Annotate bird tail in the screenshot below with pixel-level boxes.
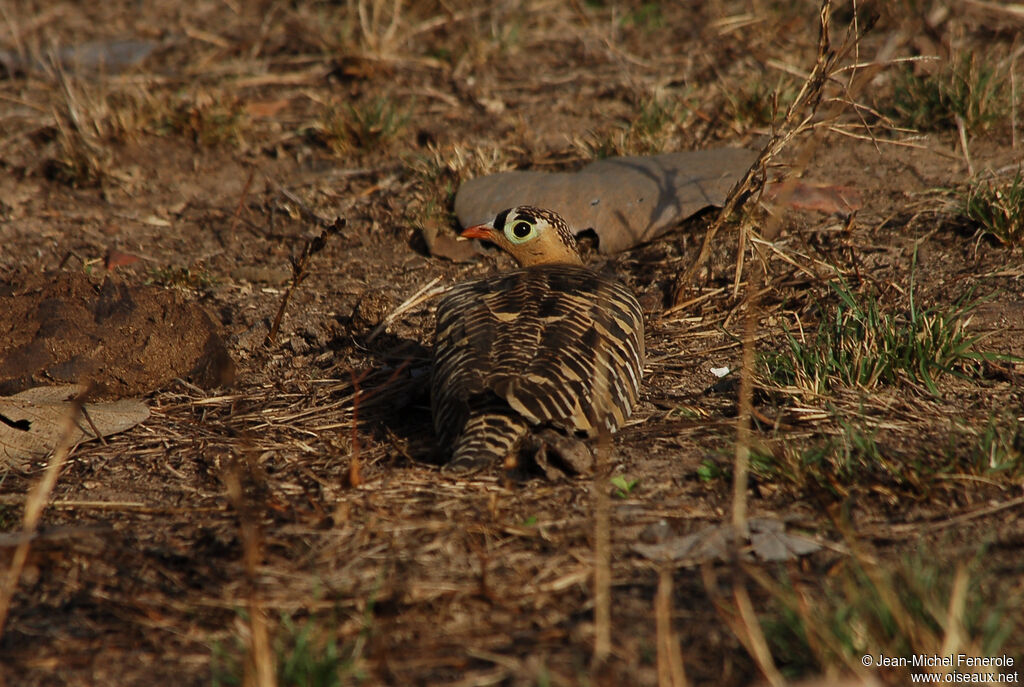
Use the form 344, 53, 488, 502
447, 407, 530, 472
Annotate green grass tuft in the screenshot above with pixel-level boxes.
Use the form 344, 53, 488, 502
316, 98, 408, 154
750, 413, 900, 496
963, 170, 1024, 247
724, 76, 799, 130
762, 550, 1018, 681
160, 96, 250, 147
578, 93, 692, 157
891, 52, 1011, 134
212, 611, 366, 687
952, 411, 1024, 477
761, 276, 998, 397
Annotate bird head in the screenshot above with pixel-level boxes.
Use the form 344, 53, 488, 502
460, 206, 583, 267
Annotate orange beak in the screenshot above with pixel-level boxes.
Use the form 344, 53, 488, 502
459, 223, 496, 241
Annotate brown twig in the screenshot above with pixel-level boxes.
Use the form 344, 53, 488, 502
265, 216, 346, 347
729, 1, 898, 540
229, 167, 256, 236
671, 1, 883, 303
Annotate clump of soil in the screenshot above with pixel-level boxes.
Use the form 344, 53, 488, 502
0, 271, 234, 396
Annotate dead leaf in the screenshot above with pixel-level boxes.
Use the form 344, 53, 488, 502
104, 249, 143, 270
632, 530, 719, 563
631, 517, 822, 564
748, 517, 822, 561
244, 99, 291, 119
419, 217, 478, 262
0, 385, 149, 469
765, 180, 863, 214
454, 148, 758, 254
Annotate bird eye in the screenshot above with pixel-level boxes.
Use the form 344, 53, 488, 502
506, 220, 535, 244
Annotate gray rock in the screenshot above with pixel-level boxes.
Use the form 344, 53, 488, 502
454, 148, 757, 254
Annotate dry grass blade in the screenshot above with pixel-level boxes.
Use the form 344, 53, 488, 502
0, 394, 84, 635
700, 563, 785, 687
656, 566, 688, 687
875, 495, 1024, 537
347, 368, 365, 487
732, 281, 759, 536
939, 565, 969, 660
1013, 56, 1019, 149
365, 276, 446, 344
592, 431, 612, 662
956, 114, 975, 176
246, 605, 275, 687
733, 584, 785, 687
222, 459, 276, 687
963, 0, 1024, 19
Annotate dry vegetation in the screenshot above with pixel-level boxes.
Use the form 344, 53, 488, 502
1, 1, 1023, 686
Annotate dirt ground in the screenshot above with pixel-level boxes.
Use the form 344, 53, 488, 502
1, 2, 1023, 686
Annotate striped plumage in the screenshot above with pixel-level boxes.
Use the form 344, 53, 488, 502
431, 206, 644, 471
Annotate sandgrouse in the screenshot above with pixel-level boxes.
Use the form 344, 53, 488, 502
431, 206, 645, 471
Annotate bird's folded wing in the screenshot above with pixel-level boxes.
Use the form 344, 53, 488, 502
432, 265, 643, 443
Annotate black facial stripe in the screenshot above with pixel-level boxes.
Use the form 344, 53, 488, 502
492, 208, 511, 230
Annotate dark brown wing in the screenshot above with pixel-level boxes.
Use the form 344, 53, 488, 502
431, 264, 644, 466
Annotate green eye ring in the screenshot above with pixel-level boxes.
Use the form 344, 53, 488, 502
506, 219, 536, 244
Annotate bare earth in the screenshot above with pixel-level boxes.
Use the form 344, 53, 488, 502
1, 2, 1022, 686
